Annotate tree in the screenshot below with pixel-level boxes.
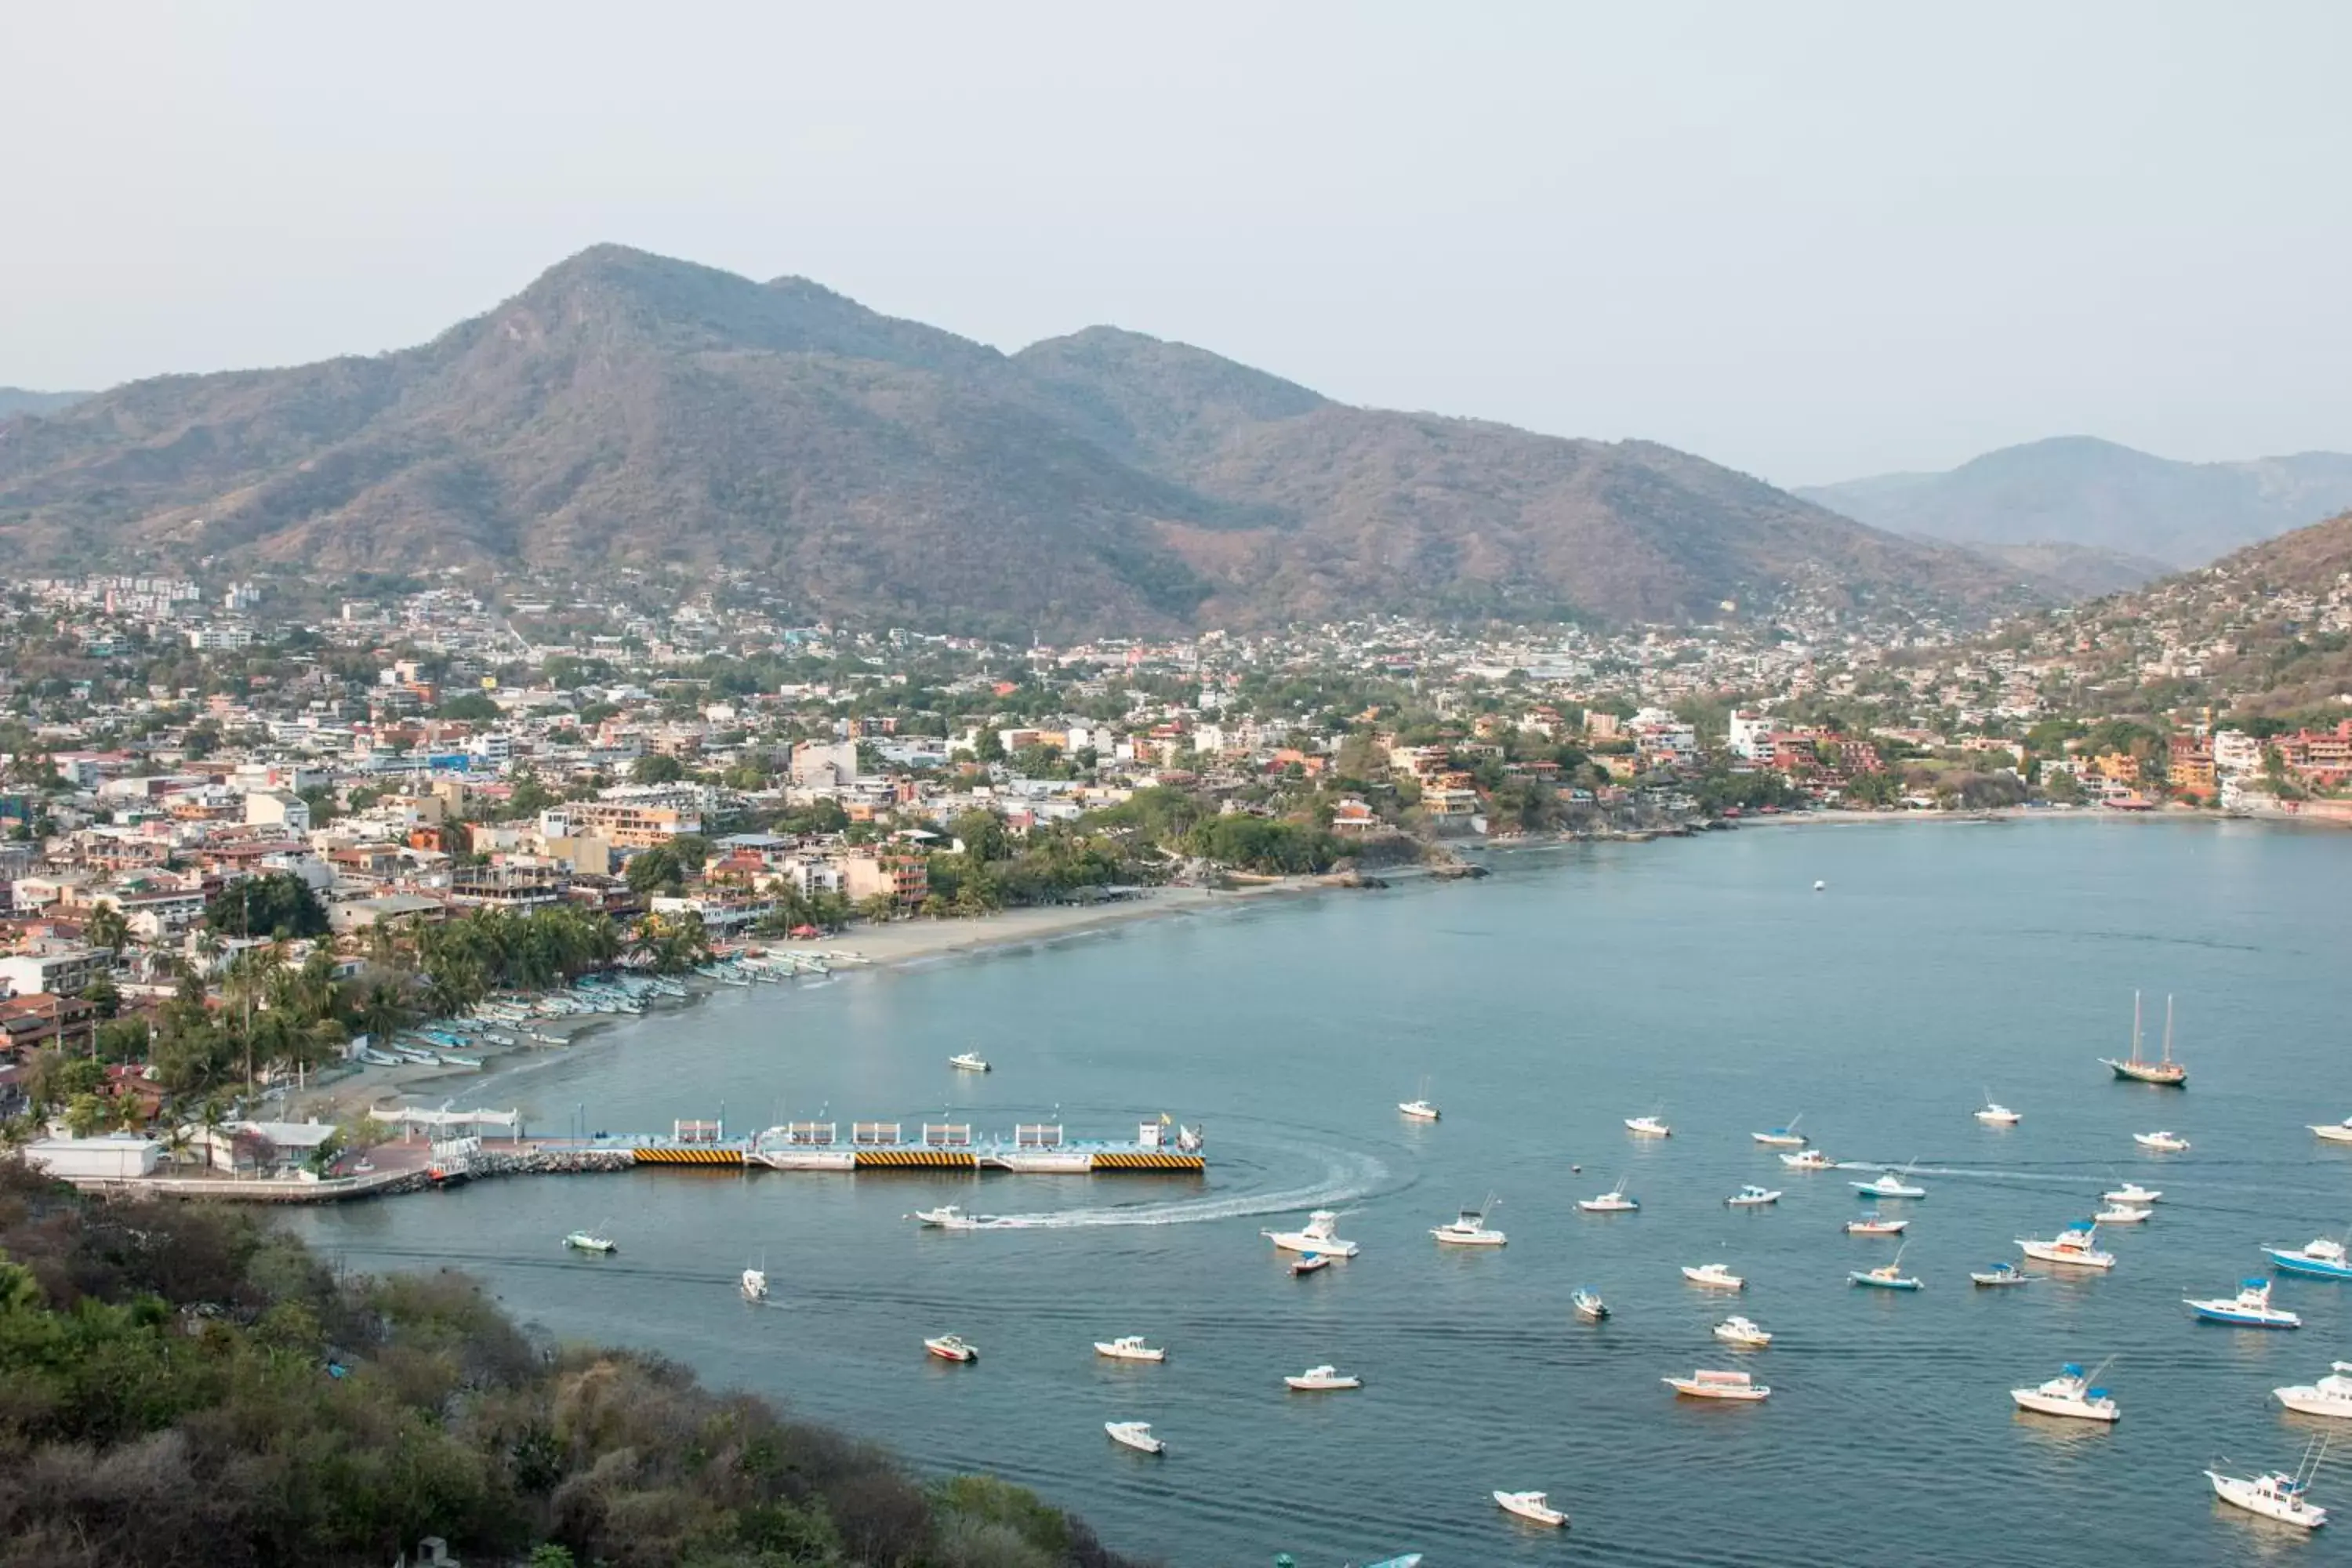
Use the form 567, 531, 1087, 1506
95, 1016, 152, 1062
436, 691, 501, 722
205, 873, 328, 940
623, 845, 684, 895
80, 971, 122, 1020
83, 903, 131, 958
630, 753, 685, 785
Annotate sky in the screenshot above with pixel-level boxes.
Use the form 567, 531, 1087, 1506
3, 2, 2348, 486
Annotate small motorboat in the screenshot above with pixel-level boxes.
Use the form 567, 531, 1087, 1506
924, 1334, 979, 1363
2133, 1130, 2190, 1152
2207, 1444, 2329, 1530
2310, 1119, 2352, 1145
1094, 1336, 1167, 1363
949, 1051, 992, 1073
1432, 1195, 1507, 1246
2018, 1221, 2116, 1270
1851, 1244, 1925, 1291
1493, 1490, 1568, 1528
1725, 1185, 1782, 1208
1577, 1180, 1639, 1214
2010, 1361, 2118, 1423
1682, 1261, 1745, 1290
1850, 1169, 1926, 1200
1571, 1288, 1610, 1321
2102, 1181, 2162, 1205
2095, 1203, 2153, 1225
2275, 1363, 2352, 1419
1846, 1213, 1909, 1236
1624, 1114, 1671, 1138
1284, 1364, 1362, 1391
1975, 1096, 2022, 1126
2187, 1277, 2302, 1329
1714, 1315, 1773, 1348
1751, 1116, 1806, 1148
1972, 1262, 2035, 1287
563, 1229, 616, 1254
911, 1205, 1011, 1231
1397, 1098, 1440, 1122
1780, 1148, 1837, 1171
1262, 1210, 1359, 1258
1664, 1368, 1769, 1401
1104, 1421, 1164, 1455
2264, 1237, 2352, 1281
1290, 1251, 1331, 1276
740, 1267, 768, 1301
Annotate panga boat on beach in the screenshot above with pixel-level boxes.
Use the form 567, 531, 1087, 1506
2018, 1220, 2115, 1270
1624, 1114, 1671, 1138
2010, 1362, 2118, 1422
949, 1051, 991, 1073
1572, 1288, 1610, 1321
2102, 1181, 2162, 1205
2095, 1204, 2153, 1225
2133, 1131, 2190, 1152
1751, 1116, 1807, 1148
1094, 1336, 1166, 1362
1780, 1149, 1837, 1171
1725, 1185, 1782, 1208
1972, 1262, 2034, 1287
1846, 1213, 1909, 1236
2264, 1238, 2352, 1281
2207, 1445, 2329, 1530
2276, 1364, 2352, 1419
1664, 1368, 1769, 1401
563, 1229, 616, 1254
1264, 1210, 1359, 1258
1284, 1365, 1362, 1391
2187, 1277, 2302, 1329
1104, 1421, 1164, 1454
924, 1334, 979, 1363
1714, 1315, 1773, 1348
1578, 1180, 1639, 1214
2100, 990, 2187, 1086
1492, 1490, 1568, 1528
1682, 1261, 1745, 1290
1432, 1196, 1507, 1246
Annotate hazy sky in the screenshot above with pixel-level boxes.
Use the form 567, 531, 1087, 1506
5, 2, 2348, 485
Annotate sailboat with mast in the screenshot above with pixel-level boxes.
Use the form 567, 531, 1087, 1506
2100, 991, 2187, 1087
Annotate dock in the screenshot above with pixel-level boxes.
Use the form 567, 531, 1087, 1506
585, 1116, 1207, 1174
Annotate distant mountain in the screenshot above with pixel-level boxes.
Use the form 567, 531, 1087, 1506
0, 387, 90, 417
0, 245, 2031, 634
1960, 539, 2174, 600
1799, 437, 2352, 568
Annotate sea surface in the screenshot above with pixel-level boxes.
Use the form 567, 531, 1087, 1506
289, 817, 2352, 1566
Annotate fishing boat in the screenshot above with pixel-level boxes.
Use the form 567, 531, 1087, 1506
1571, 1288, 1610, 1321
1577, 1180, 1639, 1214
2206, 1441, 2329, 1529
2133, 1131, 2190, 1152
1284, 1365, 1363, 1391
948, 1051, 992, 1073
1725, 1185, 1783, 1208
2265, 1238, 2352, 1281
1972, 1262, 2034, 1287
1751, 1116, 1807, 1148
1432, 1195, 1507, 1246
2010, 1361, 2119, 1423
1094, 1336, 1167, 1363
1714, 1315, 1773, 1348
1850, 1244, 1924, 1291
1103, 1421, 1164, 1454
924, 1334, 979, 1363
1850, 1168, 1926, 1200
2019, 1220, 2116, 1270
2102, 1180, 2162, 1205
1682, 1261, 1745, 1290
2311, 1119, 2352, 1145
1262, 1210, 1359, 1258
740, 1267, 768, 1301
2095, 1204, 2153, 1225
1624, 1113, 1671, 1138
2187, 1277, 2302, 1329
2276, 1364, 2352, 1419
1397, 1098, 1440, 1123
1290, 1251, 1331, 1276
1846, 1213, 1909, 1236
1975, 1094, 2021, 1126
2100, 990, 2187, 1087
563, 1228, 616, 1254
1780, 1148, 1837, 1171
1492, 1490, 1568, 1528
1664, 1368, 1769, 1401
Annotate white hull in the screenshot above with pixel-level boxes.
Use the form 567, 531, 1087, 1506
1265, 1231, 1358, 1257
2207, 1472, 2326, 1529
2095, 1207, 2152, 1224
1664, 1374, 1769, 1401
2018, 1240, 2115, 1269
1398, 1101, 1440, 1122
1682, 1267, 1745, 1290
1284, 1376, 1362, 1391
2275, 1387, 2352, 1419
2311, 1123, 2352, 1144
2010, 1391, 2118, 1422
1105, 1421, 1164, 1454
1094, 1341, 1166, 1362
1494, 1491, 1568, 1527
1624, 1119, 1671, 1138
1752, 1133, 1806, 1148
1433, 1230, 1508, 1246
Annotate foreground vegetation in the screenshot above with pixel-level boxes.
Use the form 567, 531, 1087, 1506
0, 1166, 1152, 1568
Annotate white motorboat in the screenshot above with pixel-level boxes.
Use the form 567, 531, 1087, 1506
1493, 1490, 1568, 1528
740, 1267, 768, 1301
910, 1205, 1011, 1231
1397, 1098, 1441, 1123
1751, 1116, 1807, 1148
1725, 1185, 1782, 1208
1780, 1148, 1837, 1171
2265, 1237, 2352, 1281
1850, 1168, 1926, 1200
949, 1051, 992, 1073
1664, 1368, 1769, 1401
2102, 1181, 2162, 1205
2207, 1443, 2329, 1529
1262, 1210, 1359, 1258
1290, 1251, 1332, 1276
2277, 1364, 2352, 1419
2133, 1130, 2190, 1152
1975, 1094, 2022, 1126
2017, 1220, 2116, 1270
1624, 1114, 1671, 1138
1571, 1288, 1610, 1321
1432, 1195, 1507, 1246
1714, 1315, 1773, 1348
1682, 1261, 1745, 1290
2009, 1360, 2118, 1423
1094, 1336, 1167, 1363
1971, 1262, 2034, 1287
2187, 1277, 2302, 1329
1577, 1180, 1639, 1214
1846, 1213, 1909, 1236
1284, 1364, 1363, 1391
924, 1334, 979, 1363
1104, 1421, 1165, 1455
2310, 1120, 2352, 1145
563, 1228, 616, 1254
1849, 1243, 1924, 1291
2095, 1203, 2153, 1225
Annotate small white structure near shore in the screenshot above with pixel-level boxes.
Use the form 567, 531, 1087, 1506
27, 1134, 164, 1181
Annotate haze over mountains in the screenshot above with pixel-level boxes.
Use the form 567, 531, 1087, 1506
0, 245, 2031, 636
0, 387, 88, 418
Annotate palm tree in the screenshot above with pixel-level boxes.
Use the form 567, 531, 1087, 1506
84, 904, 130, 960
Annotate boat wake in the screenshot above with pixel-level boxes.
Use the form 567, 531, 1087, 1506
950, 1146, 1391, 1232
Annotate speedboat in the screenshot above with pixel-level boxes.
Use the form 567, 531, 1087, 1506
924, 1334, 979, 1363
1664, 1368, 1769, 1401
949, 1051, 991, 1073
1975, 1098, 2022, 1126
2102, 1181, 2161, 1205
1493, 1490, 1568, 1528
1094, 1336, 1167, 1363
1972, 1262, 2034, 1287
2187, 1277, 2302, 1329
2275, 1363, 2352, 1419
1714, 1315, 1773, 1348
2010, 1362, 2118, 1422
1851, 1246, 1924, 1290
2018, 1220, 2116, 1270
1104, 1421, 1164, 1455
2207, 1448, 2328, 1530
1262, 1210, 1359, 1258
1397, 1098, 1440, 1122
1780, 1148, 1837, 1171
911, 1205, 1011, 1231
740, 1267, 768, 1301
1725, 1185, 1782, 1208
2133, 1131, 2190, 1152
1290, 1251, 1331, 1276
1284, 1365, 1362, 1391
2265, 1238, 2352, 1281
1850, 1170, 1926, 1200
1571, 1288, 1610, 1321
1432, 1196, 1507, 1246
1624, 1114, 1671, 1138
1751, 1116, 1806, 1148
1846, 1214, 1909, 1236
2095, 1204, 2152, 1225
1682, 1261, 1745, 1290
2100, 989, 2188, 1087
1577, 1180, 1639, 1214
563, 1229, 616, 1254
2310, 1119, 2352, 1145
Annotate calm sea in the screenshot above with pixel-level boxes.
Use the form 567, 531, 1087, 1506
289, 817, 2352, 1566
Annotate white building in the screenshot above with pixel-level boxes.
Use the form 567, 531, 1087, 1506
1727, 710, 1777, 762
790, 740, 860, 790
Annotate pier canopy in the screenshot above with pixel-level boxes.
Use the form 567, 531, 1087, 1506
369, 1105, 521, 1137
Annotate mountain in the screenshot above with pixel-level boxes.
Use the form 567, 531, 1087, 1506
1799, 437, 2352, 569
0, 387, 89, 418
1959, 539, 2174, 599
0, 245, 2032, 634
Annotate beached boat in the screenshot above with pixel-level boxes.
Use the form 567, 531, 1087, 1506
1431, 1196, 1507, 1246
563, 1228, 615, 1254
1290, 1251, 1331, 1276
1850, 1169, 1926, 1200
2133, 1130, 2190, 1152
1725, 1185, 1782, 1208
1664, 1368, 1769, 1401
1094, 1336, 1166, 1363
1493, 1490, 1568, 1528
948, 1051, 992, 1073
2100, 990, 2187, 1087
1284, 1365, 1363, 1391
2018, 1220, 2115, 1270
1624, 1113, 1671, 1138
2187, 1277, 2302, 1329
2265, 1237, 2352, 1281
2010, 1361, 2118, 1422
2276, 1364, 2352, 1419
1846, 1213, 1909, 1236
1714, 1315, 1773, 1348
1751, 1116, 1807, 1148
1263, 1210, 1359, 1258
924, 1334, 979, 1363
1972, 1262, 2034, 1287
1577, 1180, 1639, 1214
1104, 1421, 1164, 1454
1571, 1288, 1610, 1321
1682, 1261, 1745, 1290
2102, 1180, 2162, 1205
2207, 1443, 2329, 1529
1780, 1148, 1837, 1171
2095, 1203, 2153, 1225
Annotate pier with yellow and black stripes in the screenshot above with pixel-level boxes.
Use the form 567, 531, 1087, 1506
546, 1115, 1206, 1174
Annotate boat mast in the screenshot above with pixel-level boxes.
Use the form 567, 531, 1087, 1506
2132, 990, 2143, 1062
2162, 994, 2176, 1066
